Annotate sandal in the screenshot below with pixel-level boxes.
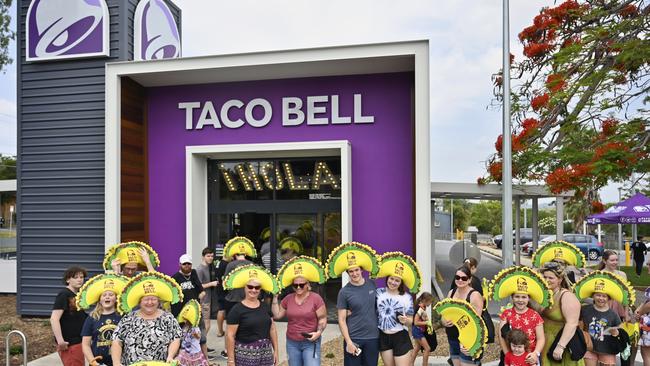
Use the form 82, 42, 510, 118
216, 331, 225, 337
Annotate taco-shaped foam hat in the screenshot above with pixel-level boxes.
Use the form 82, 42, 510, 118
325, 242, 379, 278
118, 272, 184, 314
572, 270, 636, 306
434, 298, 487, 359
177, 299, 201, 327
103, 241, 160, 271
223, 264, 280, 295
76, 273, 128, 310
276, 256, 327, 289
488, 266, 553, 307
279, 237, 303, 254
128, 362, 177, 366
531, 240, 587, 268
376, 252, 422, 293
223, 236, 257, 259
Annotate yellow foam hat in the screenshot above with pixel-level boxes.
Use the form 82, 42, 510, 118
325, 242, 379, 278
223, 236, 257, 259
76, 274, 128, 310
376, 252, 422, 293
531, 240, 586, 268
488, 266, 553, 307
279, 237, 303, 254
118, 272, 184, 314
222, 264, 280, 295
434, 298, 487, 359
177, 299, 201, 327
103, 241, 160, 271
276, 256, 327, 289
572, 270, 635, 306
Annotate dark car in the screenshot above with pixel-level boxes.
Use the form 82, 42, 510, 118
493, 228, 536, 249
521, 234, 604, 260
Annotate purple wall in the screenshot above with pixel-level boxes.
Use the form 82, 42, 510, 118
146, 72, 415, 273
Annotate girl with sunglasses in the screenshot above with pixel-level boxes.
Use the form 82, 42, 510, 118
539, 262, 583, 366
443, 265, 484, 366
271, 277, 326, 366
225, 265, 279, 366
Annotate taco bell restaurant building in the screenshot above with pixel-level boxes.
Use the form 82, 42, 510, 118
16, 0, 431, 316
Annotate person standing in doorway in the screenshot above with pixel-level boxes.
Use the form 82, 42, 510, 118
327, 242, 381, 366
197, 247, 219, 354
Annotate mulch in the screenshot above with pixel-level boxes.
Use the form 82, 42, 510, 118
0, 294, 57, 365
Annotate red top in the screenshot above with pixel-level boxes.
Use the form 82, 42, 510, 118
281, 292, 326, 341
500, 307, 544, 352
505, 351, 529, 366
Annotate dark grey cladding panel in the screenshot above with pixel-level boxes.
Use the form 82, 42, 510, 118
16, 0, 123, 316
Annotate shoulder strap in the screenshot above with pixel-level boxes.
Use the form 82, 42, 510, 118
450, 287, 458, 298
466, 289, 475, 302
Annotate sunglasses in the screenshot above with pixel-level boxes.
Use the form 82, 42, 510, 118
246, 285, 261, 290
455, 275, 469, 281
293, 283, 307, 289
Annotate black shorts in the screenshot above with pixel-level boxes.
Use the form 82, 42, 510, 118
379, 329, 413, 357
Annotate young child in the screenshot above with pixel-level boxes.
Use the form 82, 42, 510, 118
581, 291, 621, 366
50, 266, 88, 366
638, 287, 650, 365
411, 292, 435, 366
176, 320, 209, 366
81, 289, 121, 366
504, 329, 530, 366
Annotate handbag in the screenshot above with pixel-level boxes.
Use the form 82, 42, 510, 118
482, 307, 495, 344
546, 325, 587, 361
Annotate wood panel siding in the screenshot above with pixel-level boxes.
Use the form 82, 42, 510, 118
120, 78, 147, 243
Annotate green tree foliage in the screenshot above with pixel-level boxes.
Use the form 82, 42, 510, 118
0, 154, 16, 179
442, 199, 472, 232
484, 0, 649, 213
470, 201, 503, 235
0, 0, 14, 72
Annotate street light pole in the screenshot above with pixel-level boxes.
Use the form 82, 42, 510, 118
618, 187, 623, 254
501, 0, 514, 266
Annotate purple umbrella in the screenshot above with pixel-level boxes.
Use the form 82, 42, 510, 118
587, 192, 650, 224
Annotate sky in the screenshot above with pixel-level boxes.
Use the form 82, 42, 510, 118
0, 0, 627, 203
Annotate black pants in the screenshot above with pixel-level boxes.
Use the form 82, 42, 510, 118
635, 258, 645, 275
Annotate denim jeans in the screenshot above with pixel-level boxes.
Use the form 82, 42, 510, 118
286, 338, 321, 366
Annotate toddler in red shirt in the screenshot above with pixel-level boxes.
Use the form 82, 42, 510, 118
505, 329, 530, 366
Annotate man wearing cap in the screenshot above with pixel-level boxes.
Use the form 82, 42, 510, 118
171, 254, 208, 360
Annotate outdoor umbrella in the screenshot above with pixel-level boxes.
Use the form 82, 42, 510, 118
587, 192, 650, 224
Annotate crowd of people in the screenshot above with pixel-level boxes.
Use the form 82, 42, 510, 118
48, 237, 650, 366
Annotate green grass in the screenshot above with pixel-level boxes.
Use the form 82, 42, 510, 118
618, 266, 650, 287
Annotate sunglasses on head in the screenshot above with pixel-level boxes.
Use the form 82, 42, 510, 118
246, 285, 261, 290
455, 275, 469, 281
543, 261, 562, 269
292, 283, 307, 289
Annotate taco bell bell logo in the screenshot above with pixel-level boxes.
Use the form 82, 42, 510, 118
26, 0, 109, 61
134, 0, 181, 61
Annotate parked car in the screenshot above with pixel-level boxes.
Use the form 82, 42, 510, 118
521, 234, 604, 260
493, 228, 537, 249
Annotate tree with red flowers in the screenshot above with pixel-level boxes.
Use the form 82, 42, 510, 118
483, 0, 649, 214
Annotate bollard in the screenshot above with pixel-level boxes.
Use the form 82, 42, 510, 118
625, 241, 630, 266
5, 330, 27, 366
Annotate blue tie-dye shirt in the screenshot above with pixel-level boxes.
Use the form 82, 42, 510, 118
376, 288, 414, 333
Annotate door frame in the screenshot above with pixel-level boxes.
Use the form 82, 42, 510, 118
186, 140, 352, 264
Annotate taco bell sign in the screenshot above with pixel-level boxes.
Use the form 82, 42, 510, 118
134, 0, 181, 60
26, 0, 110, 61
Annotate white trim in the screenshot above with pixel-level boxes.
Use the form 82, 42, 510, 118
185, 141, 352, 264
104, 68, 121, 251
25, 0, 110, 62
0, 180, 17, 192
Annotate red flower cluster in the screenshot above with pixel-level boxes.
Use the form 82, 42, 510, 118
477, 177, 487, 186
546, 74, 566, 92
591, 201, 605, 213
561, 36, 581, 49
619, 4, 638, 17
519, 118, 540, 139
544, 0, 582, 22
545, 163, 593, 194
601, 118, 618, 136
531, 93, 550, 111
594, 142, 630, 166
489, 161, 503, 182
523, 42, 554, 58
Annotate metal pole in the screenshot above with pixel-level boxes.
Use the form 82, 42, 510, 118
532, 198, 539, 252
450, 198, 454, 239
515, 198, 521, 266
523, 200, 527, 229
556, 197, 564, 241
618, 188, 623, 254
501, 0, 513, 267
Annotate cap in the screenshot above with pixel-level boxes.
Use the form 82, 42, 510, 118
179, 254, 192, 264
